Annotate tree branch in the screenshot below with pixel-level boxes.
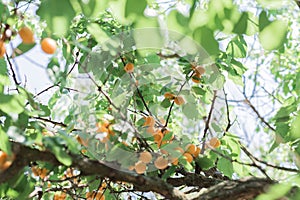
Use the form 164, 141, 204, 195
192, 177, 274, 200
0, 142, 187, 200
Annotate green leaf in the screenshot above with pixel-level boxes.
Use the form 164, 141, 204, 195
258, 11, 271, 31
125, 0, 147, 18
232, 12, 248, 34
196, 156, 214, 170
87, 23, 109, 44
162, 165, 176, 180
77, 0, 108, 17
256, 183, 292, 200
291, 113, 300, 140
259, 20, 288, 50
193, 26, 219, 56
14, 43, 36, 56
192, 86, 206, 95
217, 157, 234, 178
0, 127, 12, 155
37, 0, 76, 36
0, 94, 25, 114
0, 59, 10, 86
161, 98, 171, 108
226, 35, 247, 58
43, 137, 72, 166
182, 103, 199, 119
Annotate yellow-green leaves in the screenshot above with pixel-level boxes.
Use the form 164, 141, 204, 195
259, 20, 288, 50
258, 11, 288, 50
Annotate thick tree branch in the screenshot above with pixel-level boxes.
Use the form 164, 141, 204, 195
0, 142, 187, 200
192, 177, 274, 200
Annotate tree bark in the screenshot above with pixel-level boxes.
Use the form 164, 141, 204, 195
0, 142, 276, 200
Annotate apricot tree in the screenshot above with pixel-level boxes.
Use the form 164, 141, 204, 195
0, 0, 299, 199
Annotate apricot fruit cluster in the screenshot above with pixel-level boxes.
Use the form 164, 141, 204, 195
18, 26, 57, 54
164, 92, 185, 105
191, 65, 205, 83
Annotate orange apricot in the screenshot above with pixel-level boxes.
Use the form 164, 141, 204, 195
0, 151, 15, 172
0, 41, 6, 58
183, 153, 193, 163
124, 62, 134, 73
134, 161, 147, 174
186, 144, 197, 155
19, 26, 35, 44
128, 165, 135, 171
169, 157, 179, 165
143, 116, 155, 127
191, 75, 201, 83
154, 156, 168, 170
193, 146, 201, 157
153, 131, 163, 144
195, 66, 205, 75
0, 151, 7, 166
164, 92, 175, 99
139, 151, 152, 164
41, 38, 57, 54
174, 96, 185, 105
209, 137, 221, 148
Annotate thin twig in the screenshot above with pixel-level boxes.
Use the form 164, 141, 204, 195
201, 90, 217, 153
5, 52, 20, 89
223, 88, 232, 133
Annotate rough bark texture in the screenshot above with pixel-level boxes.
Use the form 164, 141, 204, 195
192, 178, 274, 200
0, 142, 276, 200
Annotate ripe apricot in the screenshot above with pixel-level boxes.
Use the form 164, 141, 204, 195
186, 144, 197, 155
19, 26, 35, 44
154, 156, 168, 170
143, 116, 155, 127
193, 146, 201, 157
0, 151, 7, 166
209, 137, 221, 148
139, 151, 152, 164
191, 75, 201, 83
0, 161, 12, 171
183, 153, 193, 163
169, 157, 178, 165
124, 62, 134, 73
134, 161, 147, 174
195, 66, 205, 75
0, 151, 15, 172
174, 96, 185, 105
128, 165, 135, 171
164, 92, 175, 99
153, 131, 163, 144
0, 41, 6, 58
41, 38, 57, 54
